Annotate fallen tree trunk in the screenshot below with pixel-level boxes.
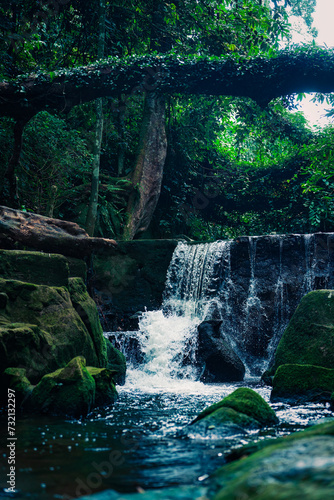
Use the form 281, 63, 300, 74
1, 47, 334, 120
0, 206, 117, 257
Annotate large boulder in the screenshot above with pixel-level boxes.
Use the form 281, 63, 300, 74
186, 388, 278, 437
68, 277, 108, 368
271, 364, 334, 404
0, 279, 104, 383
196, 321, 245, 382
269, 290, 334, 376
0, 249, 69, 287
211, 420, 334, 500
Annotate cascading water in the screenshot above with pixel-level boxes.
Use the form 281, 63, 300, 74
107, 233, 334, 388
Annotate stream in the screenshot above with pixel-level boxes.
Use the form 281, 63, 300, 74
1, 237, 334, 499
0, 377, 332, 500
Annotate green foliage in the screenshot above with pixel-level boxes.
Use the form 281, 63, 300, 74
298, 127, 334, 230
17, 111, 93, 216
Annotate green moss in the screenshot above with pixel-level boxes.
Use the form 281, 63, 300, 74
68, 277, 108, 367
106, 340, 126, 385
192, 388, 278, 427
271, 290, 334, 375
271, 364, 334, 402
29, 356, 95, 417
1, 367, 34, 406
0, 250, 69, 287
0, 278, 103, 381
86, 366, 118, 406
212, 420, 334, 500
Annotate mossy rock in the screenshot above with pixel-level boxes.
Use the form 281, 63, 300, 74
68, 277, 108, 368
0, 323, 58, 386
186, 406, 260, 437
271, 364, 334, 403
87, 367, 118, 406
211, 420, 334, 500
106, 340, 126, 385
269, 290, 334, 377
0, 249, 69, 287
1, 367, 34, 406
0, 278, 105, 383
29, 356, 95, 418
192, 388, 278, 427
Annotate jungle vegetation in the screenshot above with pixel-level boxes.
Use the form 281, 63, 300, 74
0, 0, 334, 241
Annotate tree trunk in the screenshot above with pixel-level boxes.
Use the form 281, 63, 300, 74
123, 92, 167, 240
85, 97, 104, 236
85, 0, 106, 236
117, 96, 126, 176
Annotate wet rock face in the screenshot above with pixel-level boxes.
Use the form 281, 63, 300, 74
216, 233, 334, 369
196, 321, 245, 382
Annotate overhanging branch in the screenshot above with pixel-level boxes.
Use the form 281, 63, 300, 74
1, 47, 334, 119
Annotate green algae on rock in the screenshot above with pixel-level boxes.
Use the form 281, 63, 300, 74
211, 420, 334, 500
192, 388, 278, 427
271, 364, 334, 403
186, 388, 278, 437
269, 290, 334, 376
68, 277, 108, 368
87, 366, 118, 406
28, 356, 96, 418
1, 367, 34, 405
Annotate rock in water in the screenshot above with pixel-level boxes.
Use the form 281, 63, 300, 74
28, 356, 96, 417
185, 388, 278, 438
269, 290, 334, 375
196, 321, 245, 382
271, 364, 334, 404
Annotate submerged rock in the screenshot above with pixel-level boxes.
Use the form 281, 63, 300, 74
271, 364, 334, 404
211, 420, 334, 500
185, 388, 278, 437
196, 321, 245, 382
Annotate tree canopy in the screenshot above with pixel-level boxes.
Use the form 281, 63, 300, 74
1, 0, 334, 240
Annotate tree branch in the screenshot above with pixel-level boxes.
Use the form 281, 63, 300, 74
1, 47, 334, 119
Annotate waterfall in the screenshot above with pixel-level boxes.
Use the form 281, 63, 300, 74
106, 233, 334, 386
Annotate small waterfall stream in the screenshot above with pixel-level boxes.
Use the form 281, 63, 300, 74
107, 234, 334, 388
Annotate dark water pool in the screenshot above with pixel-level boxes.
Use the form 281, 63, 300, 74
0, 380, 332, 500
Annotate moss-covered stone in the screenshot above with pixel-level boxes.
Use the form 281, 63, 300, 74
106, 340, 126, 385
0, 249, 69, 287
270, 290, 334, 376
1, 367, 34, 405
0, 279, 104, 384
87, 366, 118, 406
29, 356, 95, 417
271, 364, 334, 403
66, 257, 87, 281
211, 420, 334, 500
192, 388, 278, 427
68, 277, 108, 368
186, 406, 260, 437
